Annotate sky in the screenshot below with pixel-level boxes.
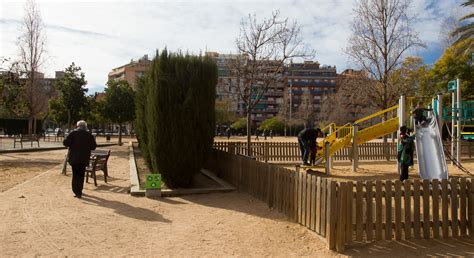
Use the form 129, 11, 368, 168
0, 0, 468, 94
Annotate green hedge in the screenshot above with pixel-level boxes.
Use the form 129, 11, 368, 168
136, 50, 217, 188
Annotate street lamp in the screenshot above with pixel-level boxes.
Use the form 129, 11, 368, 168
288, 62, 293, 136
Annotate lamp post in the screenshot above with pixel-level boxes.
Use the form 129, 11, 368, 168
288, 61, 293, 136
289, 76, 292, 136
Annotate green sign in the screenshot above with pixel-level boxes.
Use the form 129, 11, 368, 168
448, 80, 457, 92
146, 174, 161, 189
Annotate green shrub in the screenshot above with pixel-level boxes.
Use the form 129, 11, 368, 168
136, 50, 217, 187
258, 117, 284, 133
231, 117, 247, 133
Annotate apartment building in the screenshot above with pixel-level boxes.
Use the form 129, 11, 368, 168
108, 55, 151, 90
286, 61, 338, 124
206, 52, 245, 116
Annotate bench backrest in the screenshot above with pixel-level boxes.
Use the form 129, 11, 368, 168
20, 135, 39, 140
90, 150, 111, 170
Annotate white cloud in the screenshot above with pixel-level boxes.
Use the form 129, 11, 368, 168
0, 0, 466, 93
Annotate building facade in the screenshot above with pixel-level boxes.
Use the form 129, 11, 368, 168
207, 52, 340, 128
108, 55, 151, 89
286, 61, 338, 126
206, 52, 245, 115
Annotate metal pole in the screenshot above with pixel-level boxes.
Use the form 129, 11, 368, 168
457, 78, 461, 163
398, 95, 406, 175
352, 124, 358, 172
437, 94, 443, 133
452, 91, 456, 165
289, 75, 292, 136
399, 95, 406, 128
431, 97, 436, 114
329, 125, 334, 169
325, 141, 330, 175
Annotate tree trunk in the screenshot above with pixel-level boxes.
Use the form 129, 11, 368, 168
28, 117, 33, 135
67, 109, 71, 130
33, 118, 37, 135
246, 110, 252, 157
118, 122, 123, 146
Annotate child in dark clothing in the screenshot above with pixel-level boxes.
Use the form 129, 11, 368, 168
413, 102, 432, 126
398, 126, 415, 181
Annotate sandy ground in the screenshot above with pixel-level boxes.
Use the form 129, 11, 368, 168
2, 144, 474, 256
0, 145, 335, 256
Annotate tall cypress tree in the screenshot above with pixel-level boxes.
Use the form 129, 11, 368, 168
139, 50, 217, 188
135, 75, 150, 165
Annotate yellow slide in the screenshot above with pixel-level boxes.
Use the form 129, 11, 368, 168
306, 105, 399, 167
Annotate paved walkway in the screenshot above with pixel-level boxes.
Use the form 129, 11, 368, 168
0, 145, 334, 256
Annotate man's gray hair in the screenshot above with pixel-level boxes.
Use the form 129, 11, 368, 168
76, 120, 87, 128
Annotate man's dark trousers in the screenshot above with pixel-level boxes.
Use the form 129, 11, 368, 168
298, 137, 310, 165
72, 163, 87, 197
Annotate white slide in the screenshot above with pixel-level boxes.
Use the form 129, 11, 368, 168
414, 111, 449, 180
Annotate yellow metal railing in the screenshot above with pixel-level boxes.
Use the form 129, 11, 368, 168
314, 123, 352, 160
321, 123, 336, 135
311, 104, 400, 166
355, 105, 399, 125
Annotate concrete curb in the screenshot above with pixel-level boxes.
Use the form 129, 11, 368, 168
129, 144, 236, 197
0, 143, 117, 154
129, 145, 143, 196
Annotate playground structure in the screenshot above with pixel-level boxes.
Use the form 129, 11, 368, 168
305, 79, 472, 180
310, 104, 399, 172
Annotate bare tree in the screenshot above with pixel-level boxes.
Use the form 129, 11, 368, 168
277, 85, 290, 136
231, 10, 312, 155
346, 0, 425, 112
293, 89, 317, 128
18, 0, 47, 134
320, 72, 375, 125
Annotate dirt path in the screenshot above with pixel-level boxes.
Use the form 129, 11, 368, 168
0, 145, 336, 256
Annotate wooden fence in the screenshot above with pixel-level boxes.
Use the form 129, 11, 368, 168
206, 149, 474, 252
213, 141, 474, 163
213, 141, 398, 162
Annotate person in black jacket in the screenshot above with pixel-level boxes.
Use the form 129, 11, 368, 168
63, 120, 97, 198
297, 127, 323, 165
412, 102, 432, 126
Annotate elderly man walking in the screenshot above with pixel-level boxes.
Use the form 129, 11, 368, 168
63, 120, 97, 198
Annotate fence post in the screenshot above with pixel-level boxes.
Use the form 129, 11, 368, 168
336, 182, 347, 252
352, 124, 358, 172
264, 142, 269, 162
327, 180, 337, 250
325, 141, 331, 175
468, 179, 474, 237
238, 155, 243, 189
229, 142, 235, 155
